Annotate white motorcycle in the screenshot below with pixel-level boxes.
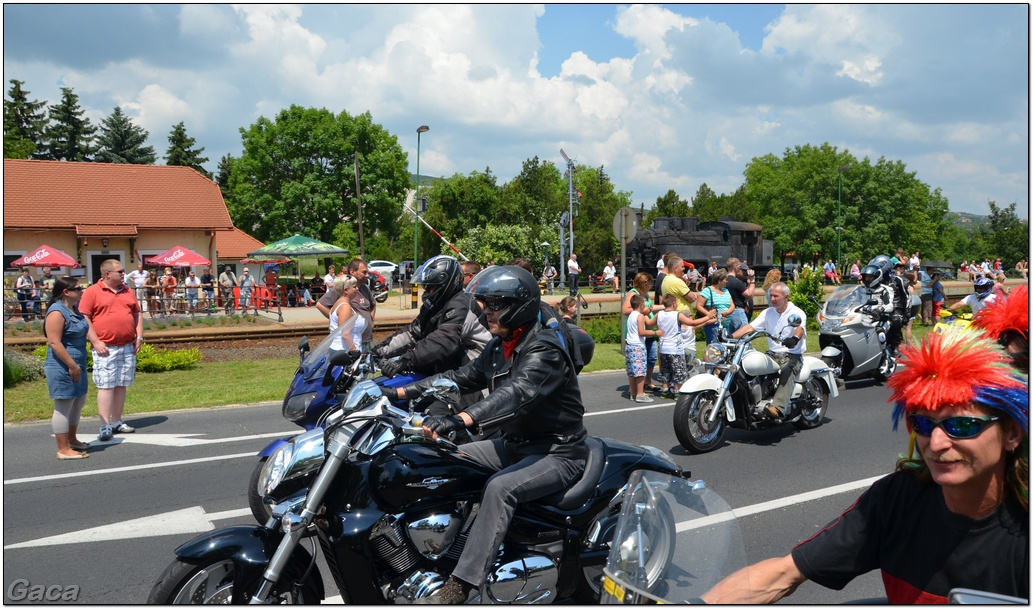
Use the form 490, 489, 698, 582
673, 315, 839, 454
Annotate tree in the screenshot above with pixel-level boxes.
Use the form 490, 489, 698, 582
165, 121, 210, 176
980, 201, 1028, 267
570, 165, 631, 275
95, 106, 156, 164
743, 143, 951, 267
227, 105, 409, 247
4, 79, 48, 159
421, 169, 502, 261
215, 154, 233, 200
454, 224, 538, 268
643, 189, 689, 228
42, 87, 95, 161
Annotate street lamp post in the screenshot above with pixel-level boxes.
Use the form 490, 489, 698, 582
837, 164, 851, 271
413, 125, 429, 310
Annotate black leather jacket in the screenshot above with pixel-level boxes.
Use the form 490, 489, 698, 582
402, 321, 587, 460
376, 292, 491, 376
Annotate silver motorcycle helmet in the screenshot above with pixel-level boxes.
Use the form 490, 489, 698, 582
860, 265, 884, 288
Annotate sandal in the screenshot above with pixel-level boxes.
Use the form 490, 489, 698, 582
56, 451, 89, 460
643, 384, 660, 392
69, 441, 91, 451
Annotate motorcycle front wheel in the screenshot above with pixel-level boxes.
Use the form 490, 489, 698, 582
575, 496, 677, 603
792, 378, 829, 430
248, 458, 274, 524
673, 391, 727, 454
147, 557, 319, 604
874, 350, 897, 381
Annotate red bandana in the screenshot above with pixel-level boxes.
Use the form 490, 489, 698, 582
502, 326, 526, 360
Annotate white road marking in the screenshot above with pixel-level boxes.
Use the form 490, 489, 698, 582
4, 506, 251, 549
88, 430, 293, 448
677, 474, 886, 533
585, 402, 673, 416
3, 452, 256, 486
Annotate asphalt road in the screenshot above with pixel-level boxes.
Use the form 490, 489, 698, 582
2, 371, 903, 604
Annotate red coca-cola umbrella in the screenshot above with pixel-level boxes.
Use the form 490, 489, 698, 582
145, 246, 211, 268
8, 244, 80, 268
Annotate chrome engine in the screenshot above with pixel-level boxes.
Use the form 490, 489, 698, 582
381, 505, 560, 604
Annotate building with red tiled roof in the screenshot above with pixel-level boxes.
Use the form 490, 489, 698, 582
4, 159, 242, 282
218, 227, 266, 262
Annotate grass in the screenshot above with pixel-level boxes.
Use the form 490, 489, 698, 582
3, 323, 938, 423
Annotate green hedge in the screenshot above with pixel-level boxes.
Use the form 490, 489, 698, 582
25, 343, 202, 378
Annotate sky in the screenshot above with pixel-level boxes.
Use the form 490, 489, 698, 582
3, 4, 1028, 219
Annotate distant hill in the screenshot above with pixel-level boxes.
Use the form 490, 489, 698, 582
950, 211, 990, 230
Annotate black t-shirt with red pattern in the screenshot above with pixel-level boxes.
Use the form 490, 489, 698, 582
792, 471, 1028, 603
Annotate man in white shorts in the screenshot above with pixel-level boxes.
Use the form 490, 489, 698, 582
80, 259, 144, 442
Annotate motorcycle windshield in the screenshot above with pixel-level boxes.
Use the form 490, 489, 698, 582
300, 315, 360, 382
824, 285, 868, 316
601, 470, 749, 604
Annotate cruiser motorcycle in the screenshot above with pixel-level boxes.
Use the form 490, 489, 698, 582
148, 379, 686, 604
810, 287, 897, 383
673, 315, 838, 454
249, 317, 422, 523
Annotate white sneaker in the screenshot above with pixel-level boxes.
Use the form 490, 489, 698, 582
113, 420, 135, 433
634, 394, 654, 403
98, 425, 113, 442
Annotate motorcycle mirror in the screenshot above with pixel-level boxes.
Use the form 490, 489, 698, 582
429, 379, 461, 407
866, 298, 878, 306
807, 295, 821, 305
787, 314, 802, 328
298, 336, 310, 360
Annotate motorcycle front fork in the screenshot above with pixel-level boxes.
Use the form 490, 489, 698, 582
706, 370, 736, 424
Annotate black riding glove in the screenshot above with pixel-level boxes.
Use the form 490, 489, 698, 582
421, 415, 464, 436
782, 336, 800, 349
379, 356, 407, 378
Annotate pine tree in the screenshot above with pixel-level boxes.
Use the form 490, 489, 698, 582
216, 153, 233, 199
95, 106, 156, 164
4, 79, 48, 159
42, 87, 96, 161
165, 121, 210, 177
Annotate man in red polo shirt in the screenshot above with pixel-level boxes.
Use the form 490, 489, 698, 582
80, 258, 144, 442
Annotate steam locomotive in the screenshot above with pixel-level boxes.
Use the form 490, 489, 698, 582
624, 214, 774, 278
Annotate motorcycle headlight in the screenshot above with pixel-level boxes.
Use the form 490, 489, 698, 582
258, 427, 325, 499
283, 392, 317, 423
704, 344, 727, 363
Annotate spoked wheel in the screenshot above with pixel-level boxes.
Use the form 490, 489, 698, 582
147, 557, 319, 604
673, 391, 727, 454
575, 498, 677, 603
793, 378, 829, 430
248, 458, 274, 524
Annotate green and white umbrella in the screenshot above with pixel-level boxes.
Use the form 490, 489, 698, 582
246, 234, 349, 258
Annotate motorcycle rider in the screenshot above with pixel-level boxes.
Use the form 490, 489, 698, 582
858, 256, 900, 352
730, 281, 806, 419
949, 276, 998, 317
372, 255, 491, 409
973, 284, 1028, 373
394, 265, 587, 604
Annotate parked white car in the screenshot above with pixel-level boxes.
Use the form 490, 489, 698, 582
367, 260, 399, 281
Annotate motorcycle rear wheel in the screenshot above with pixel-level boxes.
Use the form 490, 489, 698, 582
575, 496, 677, 603
147, 557, 319, 604
248, 458, 274, 524
673, 391, 727, 454
792, 378, 829, 430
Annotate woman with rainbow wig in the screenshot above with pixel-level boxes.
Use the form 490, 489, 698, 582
704, 327, 1028, 604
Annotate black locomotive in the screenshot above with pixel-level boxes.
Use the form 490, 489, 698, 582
624, 214, 774, 277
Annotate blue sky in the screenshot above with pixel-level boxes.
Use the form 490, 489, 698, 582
3, 4, 1028, 218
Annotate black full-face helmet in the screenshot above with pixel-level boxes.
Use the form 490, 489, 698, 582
466, 265, 540, 329
413, 255, 464, 312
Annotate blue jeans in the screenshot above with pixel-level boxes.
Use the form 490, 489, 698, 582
726, 309, 749, 335
449, 438, 585, 586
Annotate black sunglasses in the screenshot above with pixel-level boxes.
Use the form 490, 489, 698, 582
477, 298, 510, 312
66, 286, 83, 292
908, 414, 1000, 440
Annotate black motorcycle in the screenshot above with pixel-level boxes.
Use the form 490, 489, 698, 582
147, 380, 685, 604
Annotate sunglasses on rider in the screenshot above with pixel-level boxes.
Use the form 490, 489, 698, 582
477, 298, 510, 312
907, 414, 1000, 439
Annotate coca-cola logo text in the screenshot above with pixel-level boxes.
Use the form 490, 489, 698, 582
162, 250, 185, 263
24, 249, 50, 263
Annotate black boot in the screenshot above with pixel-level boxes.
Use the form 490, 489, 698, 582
414, 576, 472, 604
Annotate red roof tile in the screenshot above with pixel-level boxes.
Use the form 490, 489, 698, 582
3, 159, 233, 231
217, 227, 266, 260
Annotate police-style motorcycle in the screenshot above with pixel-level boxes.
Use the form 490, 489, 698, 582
673, 314, 838, 454
148, 380, 686, 604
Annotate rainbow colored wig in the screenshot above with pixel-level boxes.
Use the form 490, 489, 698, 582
973, 284, 1028, 340
888, 326, 1028, 433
